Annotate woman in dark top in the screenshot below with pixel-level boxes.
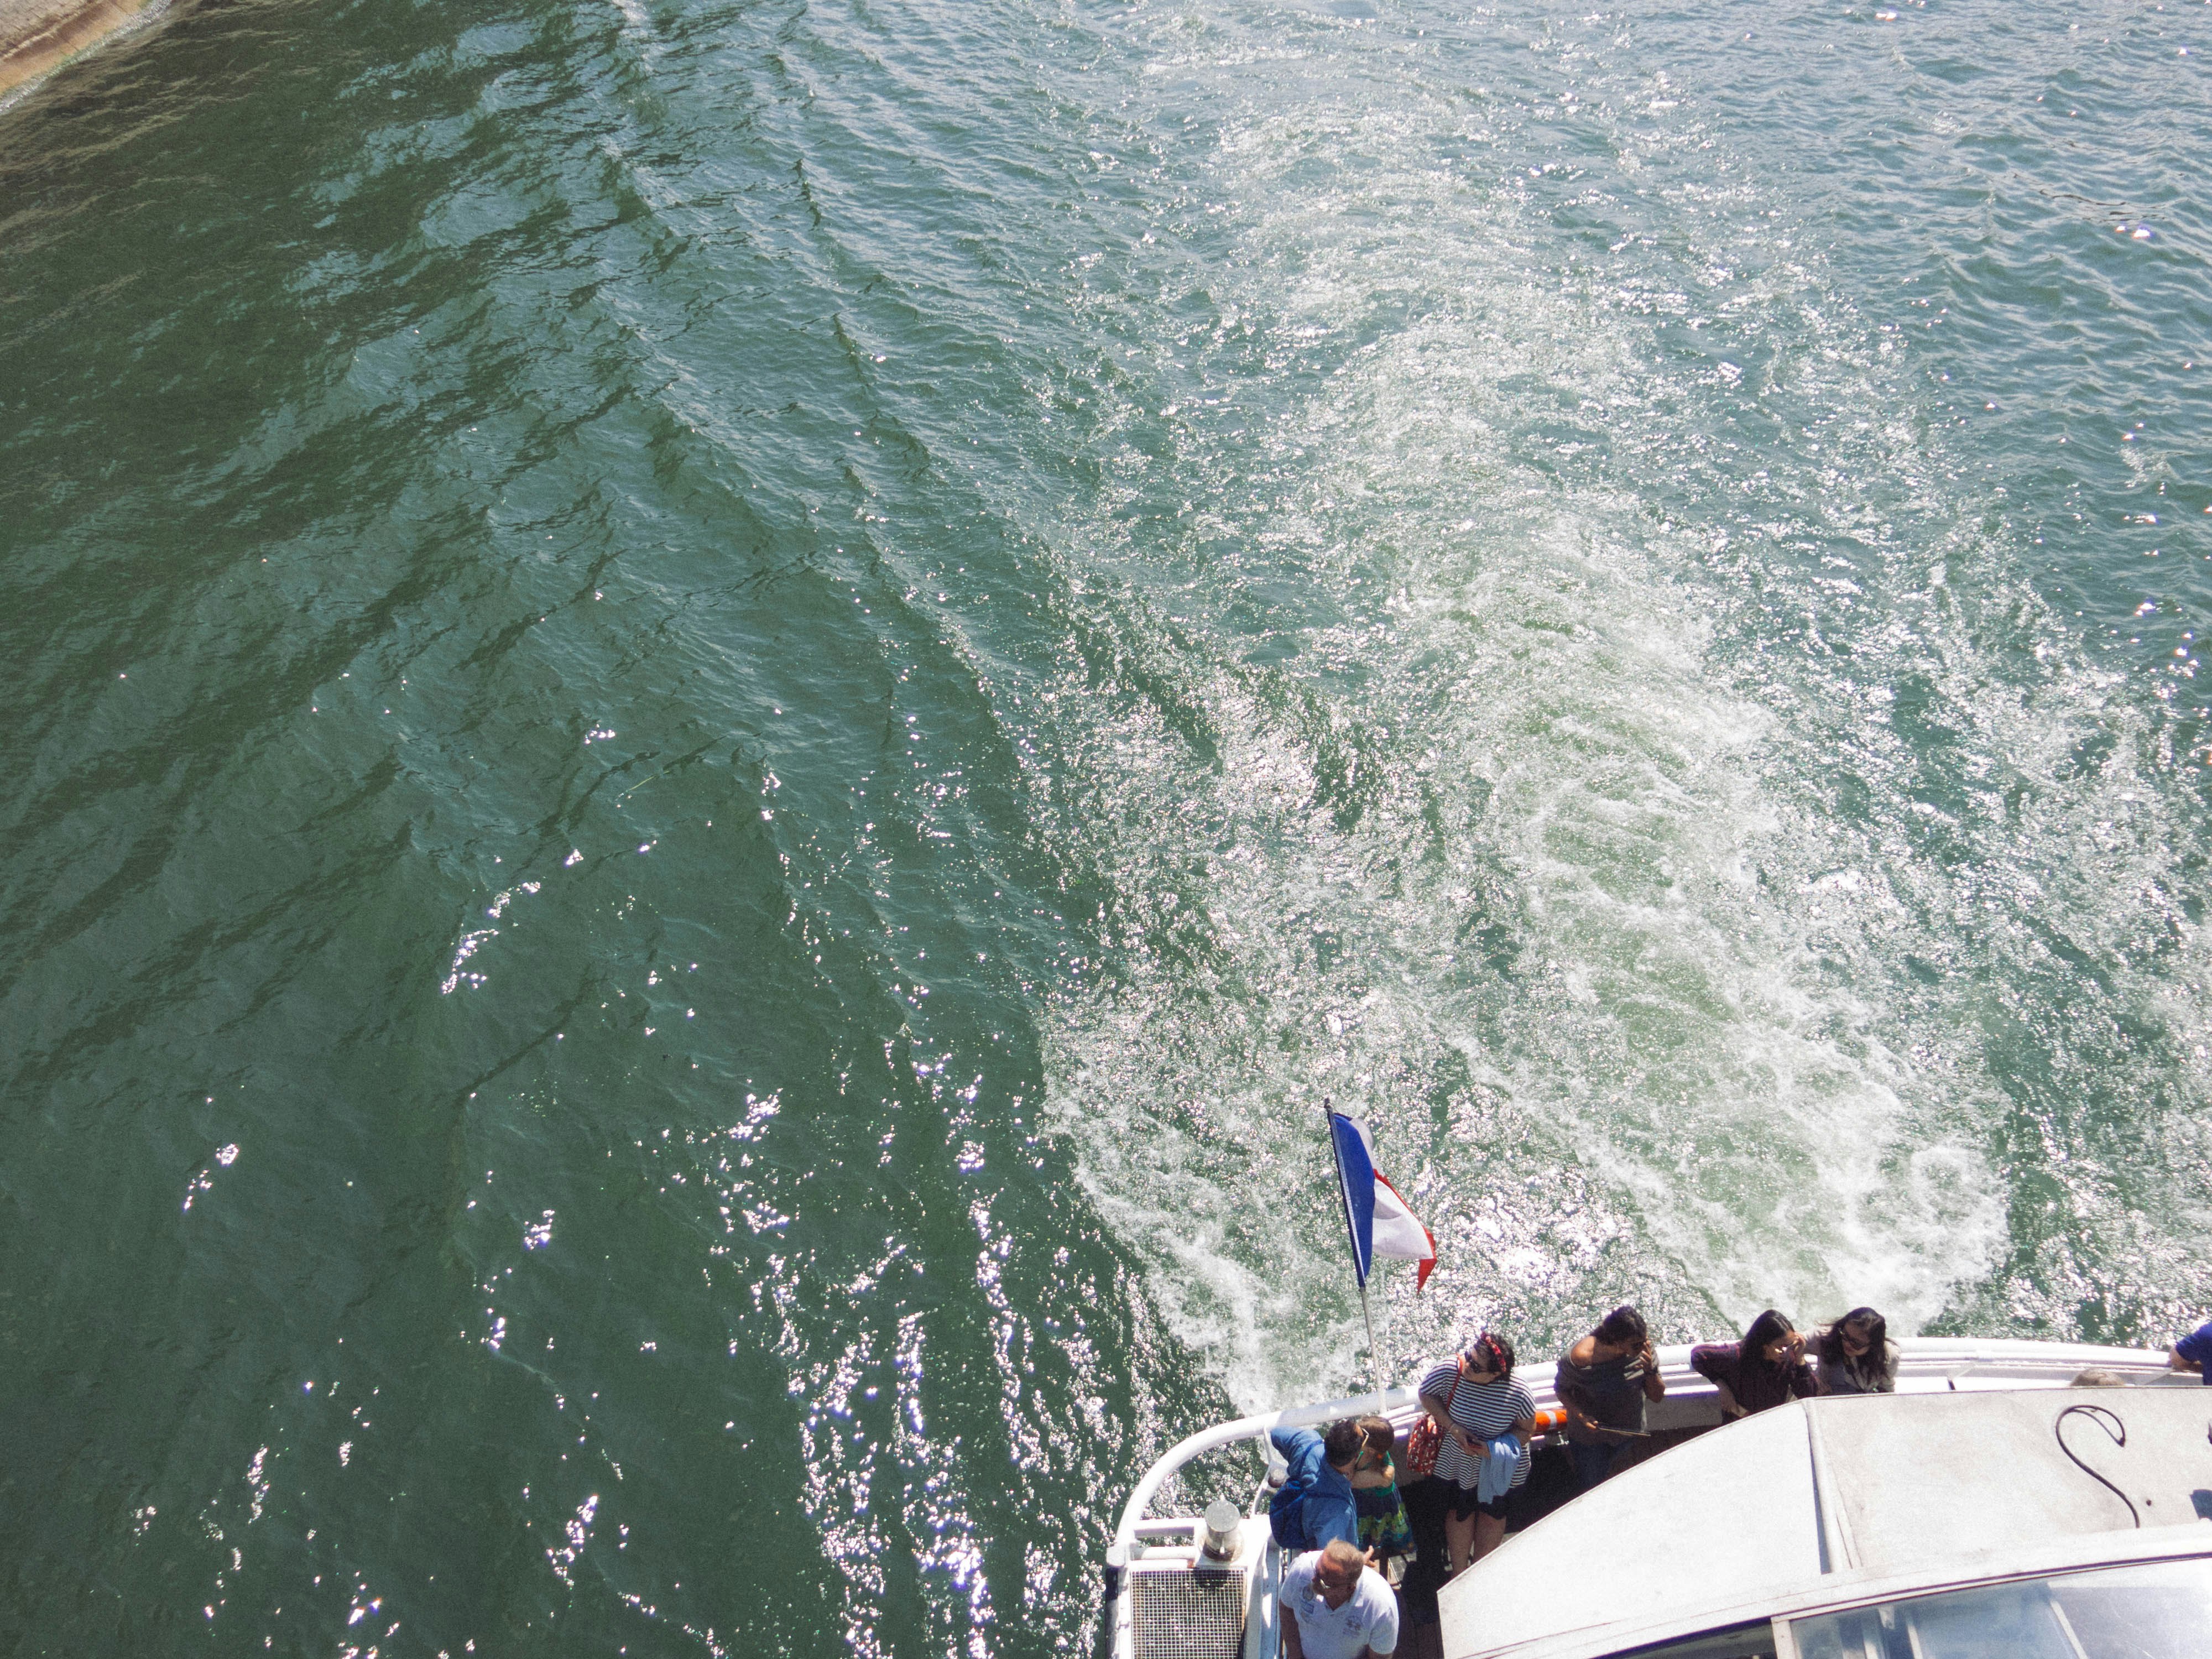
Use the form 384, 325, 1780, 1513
1813, 1306, 1897, 1395
1554, 1306, 1666, 1492
1692, 1308, 1817, 1420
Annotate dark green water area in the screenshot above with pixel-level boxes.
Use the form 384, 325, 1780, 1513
2, 0, 2207, 1650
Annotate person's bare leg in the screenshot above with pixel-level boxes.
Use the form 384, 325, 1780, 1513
1471, 1510, 1509, 1564
1444, 1506, 1475, 1576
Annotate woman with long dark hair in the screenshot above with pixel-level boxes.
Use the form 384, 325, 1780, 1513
1691, 1308, 1817, 1420
1813, 1307, 1897, 1395
1554, 1305, 1665, 1491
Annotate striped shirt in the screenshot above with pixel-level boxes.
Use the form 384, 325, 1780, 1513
1419, 1362, 1536, 1490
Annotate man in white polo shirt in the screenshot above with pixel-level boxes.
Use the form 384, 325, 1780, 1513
1282, 1537, 1398, 1659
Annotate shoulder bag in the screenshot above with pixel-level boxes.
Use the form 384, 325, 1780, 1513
1404, 1371, 1458, 1479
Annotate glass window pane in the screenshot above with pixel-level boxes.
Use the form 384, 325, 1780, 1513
2050, 1559, 2212, 1659
1788, 1558, 2212, 1659
1792, 1606, 1908, 1659
1902, 1582, 2077, 1659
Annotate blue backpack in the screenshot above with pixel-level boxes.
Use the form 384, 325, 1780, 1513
1267, 1467, 1312, 1548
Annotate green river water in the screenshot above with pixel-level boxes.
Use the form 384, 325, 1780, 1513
2, 0, 2208, 1651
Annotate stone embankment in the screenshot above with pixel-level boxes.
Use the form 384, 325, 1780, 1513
1, 0, 152, 96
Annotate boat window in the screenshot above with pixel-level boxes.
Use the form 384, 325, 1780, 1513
2046, 1558, 2212, 1659
1790, 1558, 2212, 1659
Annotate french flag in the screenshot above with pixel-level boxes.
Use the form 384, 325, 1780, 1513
1328, 1108, 1437, 1292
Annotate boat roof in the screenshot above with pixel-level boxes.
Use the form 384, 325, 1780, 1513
1439, 1385, 2212, 1659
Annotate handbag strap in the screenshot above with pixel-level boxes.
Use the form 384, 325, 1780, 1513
1417, 1364, 1462, 1451
1422, 1368, 1459, 1442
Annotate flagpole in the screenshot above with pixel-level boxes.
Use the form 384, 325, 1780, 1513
1360, 1279, 1384, 1411
1323, 1099, 1387, 1405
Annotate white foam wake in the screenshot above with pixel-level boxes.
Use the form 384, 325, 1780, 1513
999, 1, 2210, 1411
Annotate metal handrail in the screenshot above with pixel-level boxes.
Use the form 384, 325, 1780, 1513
1107, 1337, 2179, 1561
1108, 1386, 1426, 1563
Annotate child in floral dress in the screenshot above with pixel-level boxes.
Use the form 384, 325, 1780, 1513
1350, 1415, 1416, 1581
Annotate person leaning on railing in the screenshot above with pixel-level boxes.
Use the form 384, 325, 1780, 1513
1269, 1417, 1367, 1558
1554, 1306, 1666, 1493
1809, 1306, 1897, 1395
2171, 1314, 2212, 1384
1692, 1310, 1818, 1420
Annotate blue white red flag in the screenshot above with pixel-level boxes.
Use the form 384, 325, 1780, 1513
1327, 1109, 1437, 1292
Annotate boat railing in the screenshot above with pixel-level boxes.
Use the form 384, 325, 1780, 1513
1107, 1385, 1426, 1571
1108, 1337, 2180, 1562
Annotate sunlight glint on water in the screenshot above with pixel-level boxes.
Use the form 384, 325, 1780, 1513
1, 0, 2208, 1651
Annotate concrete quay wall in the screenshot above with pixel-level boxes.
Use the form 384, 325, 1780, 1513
2, 0, 155, 97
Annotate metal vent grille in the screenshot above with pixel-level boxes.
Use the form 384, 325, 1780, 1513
1129, 1567, 1249, 1659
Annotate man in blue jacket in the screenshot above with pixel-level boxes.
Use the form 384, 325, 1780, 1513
1269, 1417, 1366, 1556
2172, 1316, 2212, 1383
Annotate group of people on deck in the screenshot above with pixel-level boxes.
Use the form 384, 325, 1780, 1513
1265, 1302, 1898, 1659
1270, 1303, 2212, 1659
